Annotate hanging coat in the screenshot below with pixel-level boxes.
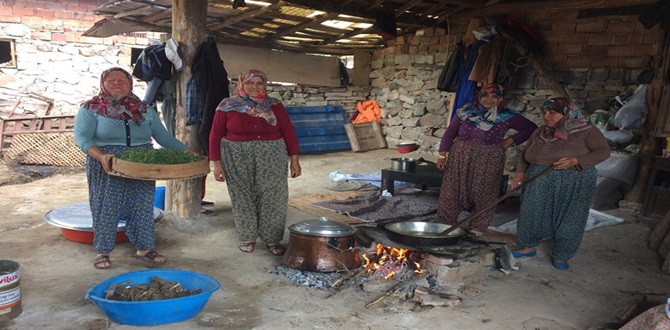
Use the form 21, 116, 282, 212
192, 37, 230, 154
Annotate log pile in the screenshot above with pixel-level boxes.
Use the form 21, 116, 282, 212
647, 209, 670, 273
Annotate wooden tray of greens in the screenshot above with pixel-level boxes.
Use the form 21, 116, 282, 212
110, 148, 209, 181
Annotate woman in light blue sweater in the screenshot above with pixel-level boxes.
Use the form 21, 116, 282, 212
74, 67, 193, 269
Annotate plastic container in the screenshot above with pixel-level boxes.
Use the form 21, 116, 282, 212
154, 186, 166, 210
85, 269, 221, 326
43, 202, 164, 244
0, 260, 21, 323
396, 142, 418, 153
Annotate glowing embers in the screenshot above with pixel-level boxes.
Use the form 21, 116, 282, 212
362, 243, 424, 281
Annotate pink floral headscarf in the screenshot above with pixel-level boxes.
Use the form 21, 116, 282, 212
216, 69, 280, 125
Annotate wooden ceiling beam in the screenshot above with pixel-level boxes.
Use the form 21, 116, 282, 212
319, 25, 375, 45
269, 13, 339, 39
303, 24, 354, 35
445, 0, 485, 10
364, 0, 387, 13
418, 1, 449, 22
395, 0, 423, 18
206, 0, 284, 30
280, 0, 442, 27
113, 5, 156, 19
143, 7, 173, 23
455, 0, 658, 21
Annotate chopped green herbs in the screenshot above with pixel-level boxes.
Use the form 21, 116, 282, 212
117, 148, 201, 165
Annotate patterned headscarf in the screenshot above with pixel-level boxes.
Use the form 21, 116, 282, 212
80, 67, 148, 125
539, 97, 591, 142
216, 69, 280, 125
457, 83, 515, 131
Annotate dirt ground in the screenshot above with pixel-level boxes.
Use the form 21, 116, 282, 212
1, 148, 669, 330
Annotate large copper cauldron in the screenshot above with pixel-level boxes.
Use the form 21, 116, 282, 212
283, 217, 361, 272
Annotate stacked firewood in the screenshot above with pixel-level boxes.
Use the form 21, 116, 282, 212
647, 210, 670, 273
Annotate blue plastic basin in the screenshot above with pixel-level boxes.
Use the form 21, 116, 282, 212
85, 269, 221, 326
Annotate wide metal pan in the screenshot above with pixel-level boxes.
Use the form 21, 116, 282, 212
385, 221, 465, 247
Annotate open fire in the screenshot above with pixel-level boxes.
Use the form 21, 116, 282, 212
362, 243, 424, 281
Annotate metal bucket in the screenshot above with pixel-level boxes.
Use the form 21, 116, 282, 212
0, 260, 21, 323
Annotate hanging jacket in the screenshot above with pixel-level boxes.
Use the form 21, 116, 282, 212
192, 37, 230, 154
132, 44, 173, 82
437, 42, 464, 92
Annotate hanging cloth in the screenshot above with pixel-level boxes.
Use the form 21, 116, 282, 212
351, 100, 381, 124
452, 40, 486, 118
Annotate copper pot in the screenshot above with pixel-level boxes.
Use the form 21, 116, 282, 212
283, 217, 361, 272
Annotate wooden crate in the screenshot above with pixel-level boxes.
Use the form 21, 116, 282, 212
344, 121, 386, 152
110, 157, 210, 181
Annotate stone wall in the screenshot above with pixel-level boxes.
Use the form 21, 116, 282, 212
370, 12, 660, 171
0, 0, 369, 120
265, 85, 370, 119
0, 0, 155, 117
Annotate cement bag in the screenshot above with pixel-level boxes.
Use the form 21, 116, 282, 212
613, 85, 647, 130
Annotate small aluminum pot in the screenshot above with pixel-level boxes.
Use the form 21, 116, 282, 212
391, 157, 417, 172
283, 217, 361, 272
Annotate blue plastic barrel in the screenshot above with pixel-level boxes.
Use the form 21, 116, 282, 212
154, 186, 166, 210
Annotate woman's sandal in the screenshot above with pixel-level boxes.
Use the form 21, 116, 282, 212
239, 241, 256, 253
93, 255, 111, 269
266, 243, 285, 256
136, 250, 166, 264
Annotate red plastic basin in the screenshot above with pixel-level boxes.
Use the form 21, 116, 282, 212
397, 143, 418, 153
60, 228, 128, 244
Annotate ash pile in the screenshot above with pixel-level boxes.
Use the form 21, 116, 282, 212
270, 264, 347, 289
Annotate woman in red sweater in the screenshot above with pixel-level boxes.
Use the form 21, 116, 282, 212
209, 69, 301, 255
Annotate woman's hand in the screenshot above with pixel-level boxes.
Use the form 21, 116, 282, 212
290, 157, 301, 178
500, 137, 515, 150
98, 154, 115, 173
511, 172, 526, 190
212, 162, 226, 182
553, 157, 578, 170
436, 154, 448, 170
185, 149, 200, 157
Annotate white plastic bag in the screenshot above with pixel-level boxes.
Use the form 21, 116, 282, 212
613, 85, 647, 130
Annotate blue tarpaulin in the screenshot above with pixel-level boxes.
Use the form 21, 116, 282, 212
286, 105, 351, 153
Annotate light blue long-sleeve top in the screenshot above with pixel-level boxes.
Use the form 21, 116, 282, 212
74, 107, 187, 154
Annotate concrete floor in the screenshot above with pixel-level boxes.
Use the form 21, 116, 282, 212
1, 148, 669, 330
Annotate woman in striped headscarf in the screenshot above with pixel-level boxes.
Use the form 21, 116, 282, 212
436, 83, 537, 236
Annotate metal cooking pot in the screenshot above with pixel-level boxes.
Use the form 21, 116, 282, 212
391, 157, 418, 172
283, 217, 361, 272
385, 221, 465, 247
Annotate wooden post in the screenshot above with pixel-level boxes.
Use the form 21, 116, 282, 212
625, 27, 669, 205
625, 81, 661, 205
167, 0, 208, 218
